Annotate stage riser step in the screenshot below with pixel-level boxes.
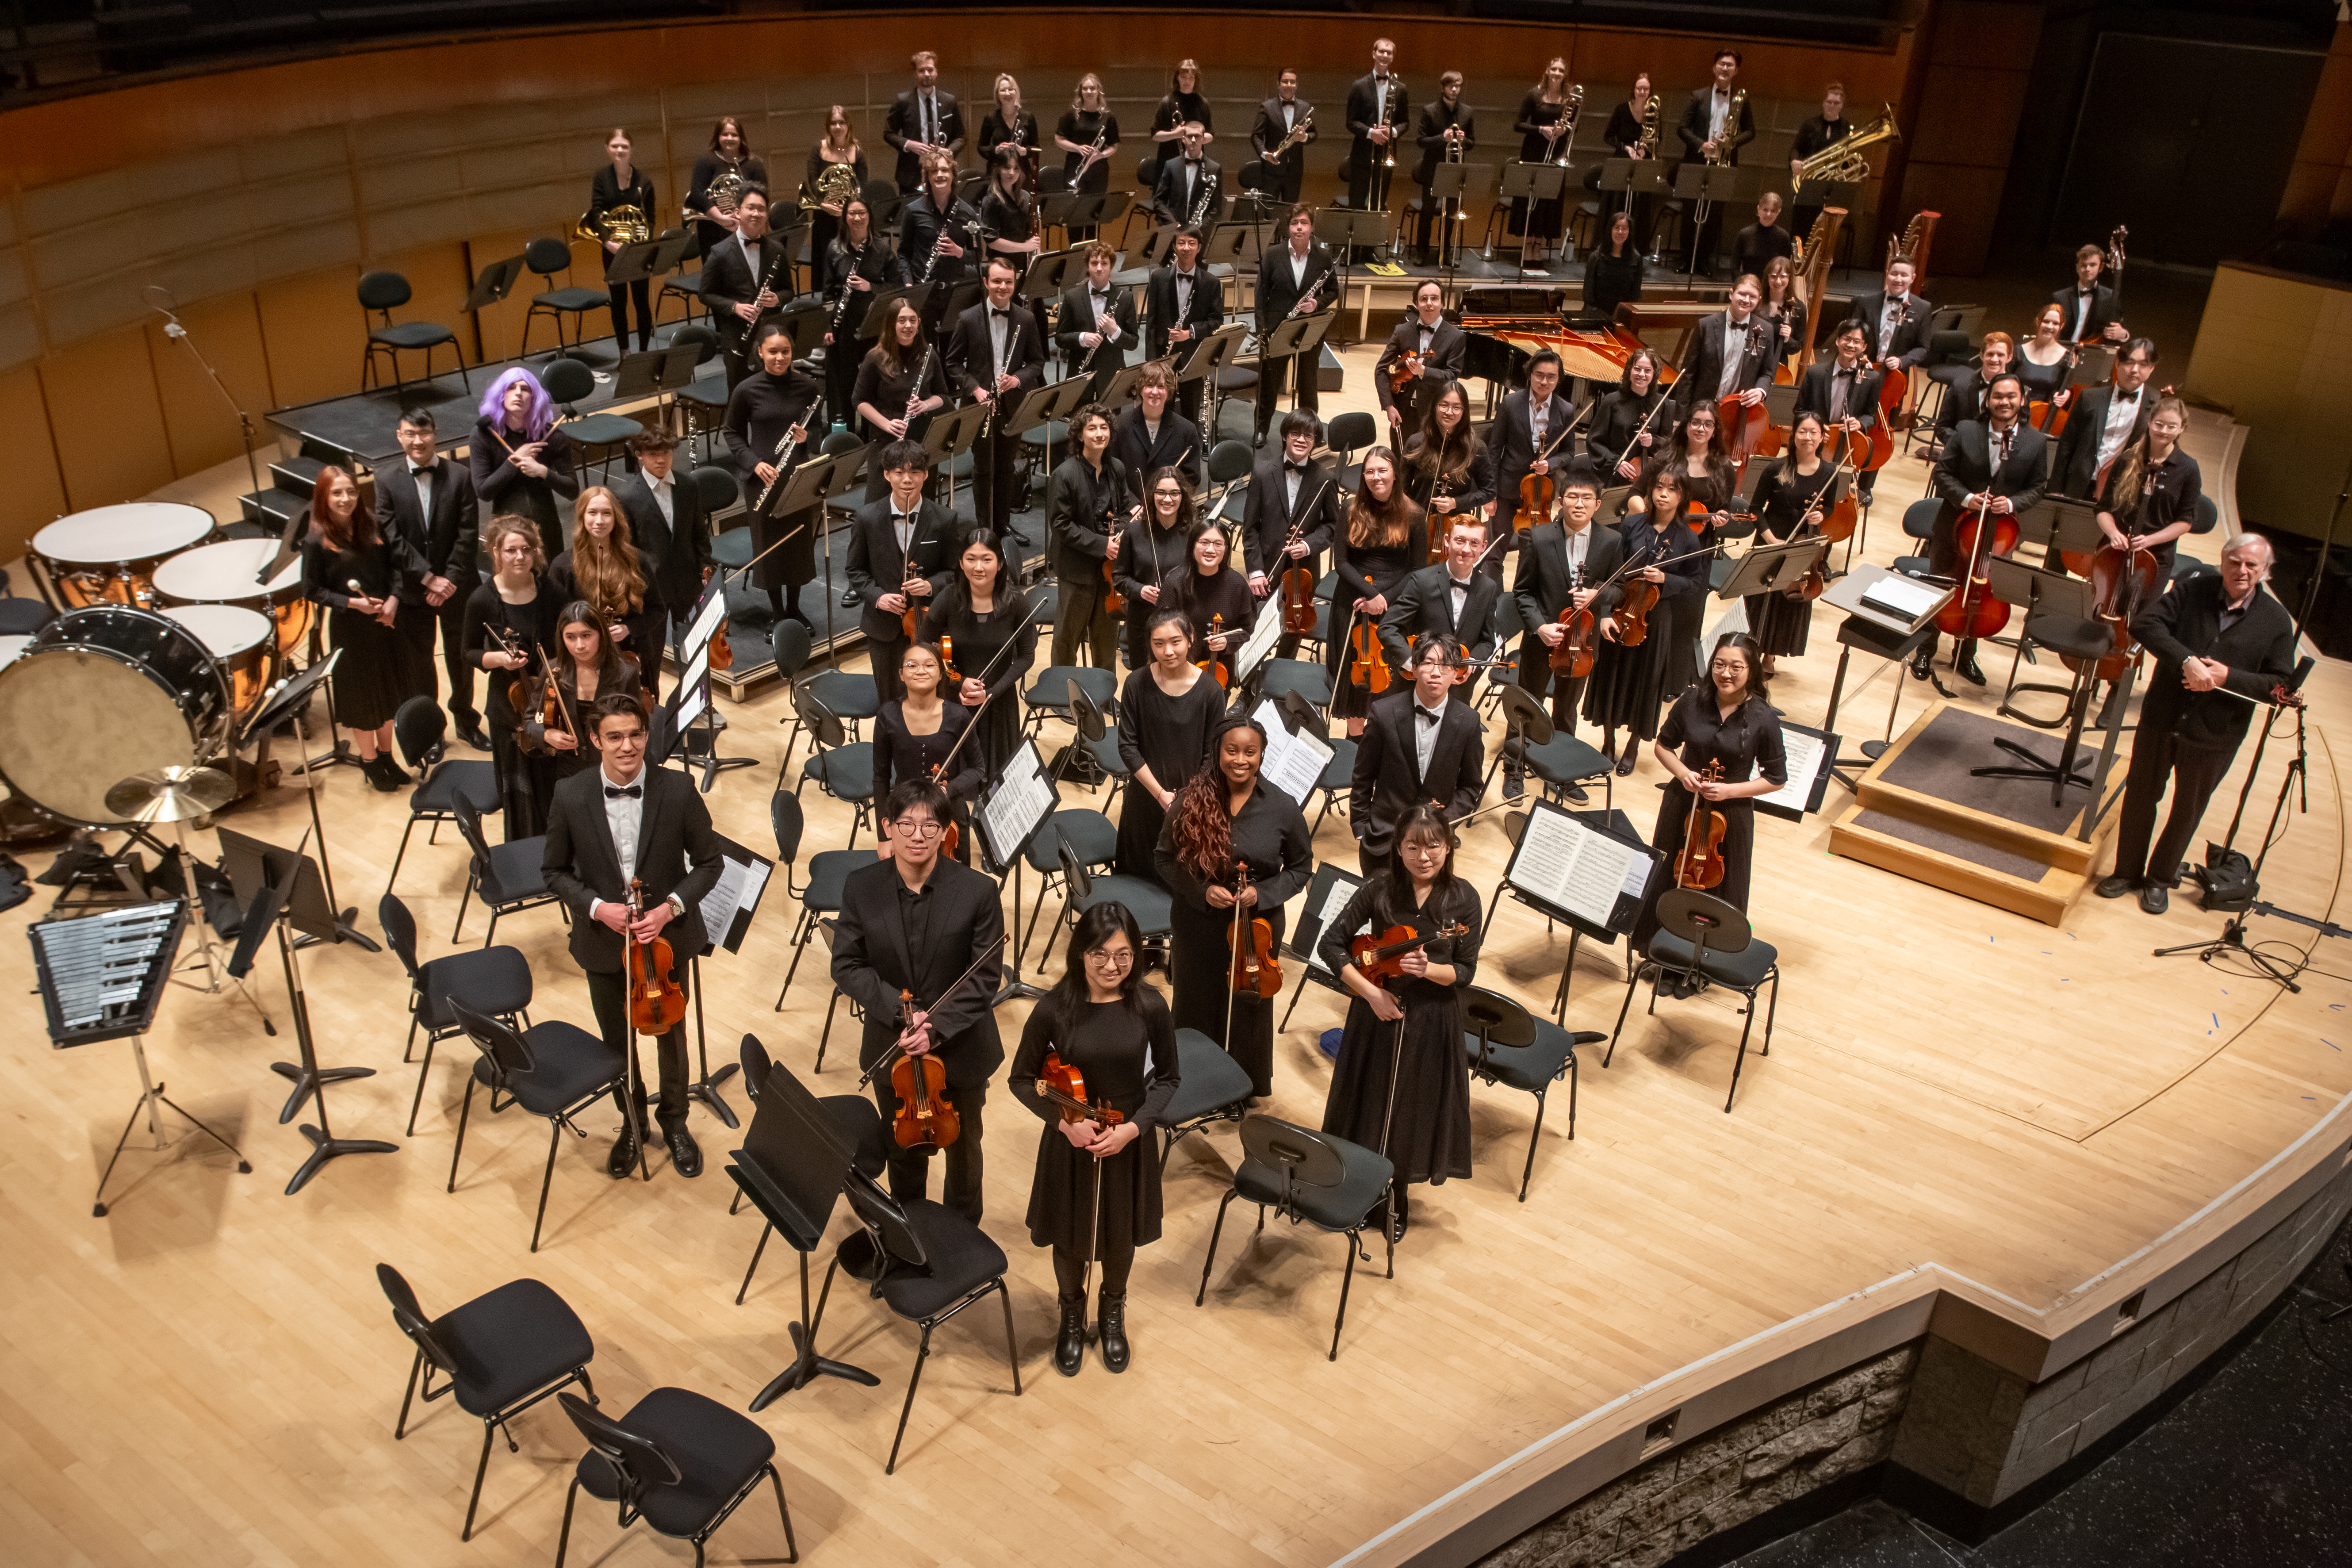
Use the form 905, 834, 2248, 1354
1829, 805, 2076, 928
1854, 777, 2098, 876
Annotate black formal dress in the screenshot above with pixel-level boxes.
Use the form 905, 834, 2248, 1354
980, 184, 1036, 257
1147, 92, 1214, 185
920, 584, 1038, 780
1600, 99, 1659, 243
1586, 387, 1675, 482
1628, 686, 1787, 954
1166, 565, 1253, 686
305, 530, 432, 731
1317, 878, 1482, 1187
801, 145, 868, 263
873, 699, 983, 865
1400, 432, 1492, 533
2015, 347, 2071, 412
1643, 452, 1736, 696
546, 545, 666, 696
1009, 991, 1179, 1263
587, 164, 658, 352
850, 344, 948, 502
1328, 509, 1428, 721
1113, 514, 1194, 668
1510, 92, 1573, 238
823, 235, 911, 428
1056, 109, 1120, 199
1114, 664, 1223, 880
2095, 447, 2203, 580
1583, 248, 1644, 324
1745, 460, 1838, 657
1731, 221, 1792, 284
461, 576, 563, 840
523, 663, 643, 786
1583, 514, 1705, 742
470, 418, 578, 561
721, 364, 829, 596
1155, 781, 1314, 1097
685, 150, 769, 253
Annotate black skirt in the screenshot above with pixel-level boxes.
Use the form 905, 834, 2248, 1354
1168, 897, 1284, 1098
1320, 981, 1474, 1185
1582, 619, 1674, 738
327, 607, 434, 730
1027, 1124, 1161, 1255
1115, 780, 1168, 884
1746, 582, 1813, 657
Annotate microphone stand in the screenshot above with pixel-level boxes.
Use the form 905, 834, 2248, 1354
150, 292, 264, 502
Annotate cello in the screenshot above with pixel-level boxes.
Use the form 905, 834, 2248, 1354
1716, 319, 1772, 469
1673, 760, 1728, 890
1931, 497, 2020, 643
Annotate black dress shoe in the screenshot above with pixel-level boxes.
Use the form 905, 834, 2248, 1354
2139, 883, 2170, 916
1502, 770, 1526, 801
1909, 645, 1936, 682
606, 1126, 644, 1178
1615, 751, 1636, 778
456, 719, 492, 751
2095, 874, 2137, 899
1564, 784, 1590, 805
1007, 528, 1033, 548
1953, 642, 1986, 687
1054, 1293, 1086, 1376
839, 587, 860, 609
1097, 1289, 1130, 1373
666, 1125, 702, 1177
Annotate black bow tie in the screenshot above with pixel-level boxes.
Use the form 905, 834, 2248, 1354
1092, 289, 1109, 300
1284, 461, 1307, 475
1186, 159, 1200, 168
1416, 706, 1442, 726
410, 466, 431, 477
605, 784, 641, 799
992, 307, 1013, 319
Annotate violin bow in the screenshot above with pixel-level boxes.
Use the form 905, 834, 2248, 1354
854, 932, 1011, 1087
720, 515, 815, 589
924, 581, 1055, 779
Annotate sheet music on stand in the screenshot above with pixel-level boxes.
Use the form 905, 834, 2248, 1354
1301, 867, 1366, 975
1504, 798, 1659, 936
1251, 696, 1330, 808
697, 833, 775, 955
1755, 720, 1837, 823
30, 900, 187, 1044
1232, 589, 1287, 689
977, 737, 1059, 871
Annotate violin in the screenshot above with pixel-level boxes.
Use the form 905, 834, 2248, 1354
1348, 920, 1471, 985
487, 625, 536, 719
1226, 865, 1281, 998
1196, 613, 1231, 689
1615, 576, 1661, 648
1673, 759, 1728, 890
1348, 610, 1393, 695
709, 603, 734, 671
1516, 400, 1593, 530
938, 633, 961, 684
1551, 564, 1596, 680
1279, 497, 1324, 634
623, 877, 687, 1034
901, 566, 925, 642
593, 596, 644, 679
1388, 350, 1423, 398
1102, 500, 1134, 614
887, 989, 959, 1150
1033, 1050, 1126, 1130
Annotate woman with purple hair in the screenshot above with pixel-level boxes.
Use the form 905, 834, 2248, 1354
469, 368, 578, 558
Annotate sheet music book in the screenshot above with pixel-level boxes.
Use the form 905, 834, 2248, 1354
1251, 698, 1331, 808
978, 737, 1057, 869
676, 682, 708, 732
1302, 869, 1365, 974
1232, 590, 1287, 688
1756, 721, 1837, 823
697, 833, 774, 955
1859, 574, 1940, 622
1504, 800, 1657, 934
679, 646, 709, 697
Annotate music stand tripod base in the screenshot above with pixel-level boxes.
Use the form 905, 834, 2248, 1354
94, 1035, 252, 1217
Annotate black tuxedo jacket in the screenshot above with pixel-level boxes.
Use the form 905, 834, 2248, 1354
1145, 263, 1225, 361
1045, 454, 1133, 582
699, 231, 789, 355
1676, 311, 1775, 407
1055, 280, 1139, 383
2130, 574, 2298, 751
1482, 387, 1578, 529
944, 300, 1046, 402
372, 456, 479, 602
1108, 405, 1201, 503
1238, 452, 1343, 579
1411, 99, 1474, 187
1247, 96, 1315, 181
1794, 358, 1885, 432
2051, 282, 2123, 343
1513, 521, 1627, 633
1255, 243, 1337, 334
1849, 290, 1934, 372
1345, 73, 1410, 163
2049, 383, 2154, 501
832, 857, 1005, 1087
845, 495, 958, 645
1931, 420, 2048, 534
1675, 87, 1756, 164
1380, 561, 1499, 672
1152, 154, 1224, 229
884, 89, 966, 190
1374, 318, 1466, 420
542, 765, 725, 973
1350, 688, 1485, 854
1931, 368, 2000, 440
610, 472, 711, 615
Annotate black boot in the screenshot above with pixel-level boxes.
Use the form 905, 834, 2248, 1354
1054, 1293, 1086, 1376
1097, 1288, 1130, 1373
1953, 639, 1986, 686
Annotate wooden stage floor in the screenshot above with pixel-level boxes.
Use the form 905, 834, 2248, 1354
3, 366, 2346, 1568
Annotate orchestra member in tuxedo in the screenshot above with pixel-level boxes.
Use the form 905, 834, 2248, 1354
1583, 210, 1646, 330
586, 128, 657, 355
1379, 514, 1501, 695
2099, 534, 2295, 916
1157, 714, 1314, 1100
1788, 83, 1847, 239
1240, 410, 1344, 659
523, 603, 644, 782
1116, 609, 1223, 879
1152, 123, 1222, 231
874, 641, 981, 866
1247, 69, 1314, 205
823, 197, 911, 445
1588, 348, 1674, 483
852, 299, 948, 503
700, 186, 787, 390
946, 257, 1047, 544
1585, 468, 1706, 774
977, 73, 1039, 170
378, 407, 484, 748
1055, 241, 1137, 404
1014, 901, 1178, 1376
1109, 362, 1201, 506
2055, 243, 2130, 345
462, 516, 562, 838
1674, 50, 1754, 274
1350, 636, 1484, 876
720, 324, 828, 631
1676, 273, 1774, 425
1918, 372, 2046, 687
1794, 318, 1882, 469
2050, 337, 2159, 502
1510, 58, 1575, 264
901, 153, 979, 325
978, 143, 1042, 266
1047, 405, 1134, 672
611, 428, 710, 655
1511, 462, 1623, 796
2090, 394, 2201, 581
1329, 448, 1427, 734
1410, 73, 1474, 265
1376, 280, 1465, 436
1849, 254, 1932, 502
1147, 60, 1216, 185
885, 51, 965, 193
847, 441, 958, 703
1626, 633, 1786, 966
1145, 226, 1224, 426
1253, 207, 1335, 441
686, 115, 767, 254
1481, 348, 1574, 546
1346, 37, 1409, 213
1600, 71, 1660, 254
1056, 73, 1121, 216
1731, 191, 1792, 287
1930, 331, 2015, 448
801, 107, 865, 265
541, 695, 725, 1178
547, 486, 666, 703
834, 777, 1005, 1221
472, 369, 577, 561
1402, 380, 1492, 532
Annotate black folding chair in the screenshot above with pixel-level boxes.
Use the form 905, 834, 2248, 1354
1195, 1114, 1394, 1360
449, 796, 561, 946
387, 696, 499, 894
447, 999, 631, 1250
380, 893, 533, 1136
1460, 985, 1598, 1200
1609, 888, 1781, 1113
553, 1388, 795, 1567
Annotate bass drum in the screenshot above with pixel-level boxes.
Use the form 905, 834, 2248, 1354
0, 606, 231, 825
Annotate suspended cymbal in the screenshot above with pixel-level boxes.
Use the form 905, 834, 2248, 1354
104, 765, 234, 825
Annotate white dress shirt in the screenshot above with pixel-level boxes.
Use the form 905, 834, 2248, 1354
410, 463, 434, 529
1413, 698, 1446, 778
2095, 386, 2145, 480
1708, 89, 1731, 140
1717, 312, 1752, 400
586, 763, 684, 923
1445, 567, 1474, 630
647, 471, 675, 527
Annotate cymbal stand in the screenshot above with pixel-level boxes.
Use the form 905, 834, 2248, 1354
160, 810, 276, 1034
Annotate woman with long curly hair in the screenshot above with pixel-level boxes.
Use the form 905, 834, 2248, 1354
470, 367, 578, 559
1154, 714, 1314, 1099
548, 485, 667, 703
302, 463, 433, 788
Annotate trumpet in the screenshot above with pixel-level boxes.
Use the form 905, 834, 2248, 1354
1792, 107, 1900, 193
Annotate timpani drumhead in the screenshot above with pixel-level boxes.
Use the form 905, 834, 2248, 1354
0, 606, 231, 825
163, 603, 272, 711
33, 502, 217, 568
152, 538, 303, 609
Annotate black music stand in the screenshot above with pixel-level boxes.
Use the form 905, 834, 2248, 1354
922, 402, 993, 513
1493, 163, 1568, 277
1007, 376, 1093, 477
1178, 323, 1247, 435
1427, 162, 1484, 281
1999, 499, 2104, 724
1097, 359, 1155, 413
976, 738, 1058, 997
611, 343, 702, 404
673, 577, 754, 789
680, 834, 773, 1129
1313, 210, 1389, 340
245, 651, 377, 951
224, 848, 398, 1195
1595, 159, 1673, 256
1259, 311, 1335, 413
1042, 192, 1123, 248
1969, 559, 2129, 821
1716, 536, 1831, 601
460, 253, 526, 317
1020, 247, 1088, 303
1818, 564, 1950, 789
1673, 163, 1743, 286
737, 1051, 879, 1407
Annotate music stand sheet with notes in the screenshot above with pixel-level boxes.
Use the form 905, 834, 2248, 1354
1505, 801, 1657, 935
1302, 867, 1366, 975
1251, 697, 1332, 808
30, 900, 187, 1046
1756, 721, 1837, 823
978, 738, 1058, 870
697, 834, 774, 956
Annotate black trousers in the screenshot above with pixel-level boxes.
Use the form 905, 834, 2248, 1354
972, 424, 1023, 537
2113, 729, 2236, 887
1357, 840, 1390, 879
608, 278, 653, 354
425, 578, 480, 725
872, 1075, 986, 1222
1255, 349, 1319, 435
1516, 640, 1586, 744
868, 633, 909, 704
585, 966, 691, 1134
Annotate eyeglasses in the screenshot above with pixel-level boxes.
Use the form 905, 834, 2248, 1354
891, 819, 946, 839
1084, 947, 1135, 967
1153, 488, 1184, 500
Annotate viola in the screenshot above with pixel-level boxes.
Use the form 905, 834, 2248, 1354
1348, 920, 1471, 985
1551, 565, 1595, 680
938, 633, 961, 684
1196, 613, 1231, 689
1516, 401, 1592, 530
1616, 577, 1661, 647
1101, 500, 1135, 614
1931, 503, 2021, 640
623, 878, 687, 1035
1387, 350, 1423, 398
1348, 611, 1392, 695
1226, 865, 1281, 997
888, 988, 960, 1150
1673, 760, 1728, 890
709, 608, 735, 671
1033, 1050, 1126, 1129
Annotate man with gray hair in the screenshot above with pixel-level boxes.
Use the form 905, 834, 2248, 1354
2099, 532, 2298, 915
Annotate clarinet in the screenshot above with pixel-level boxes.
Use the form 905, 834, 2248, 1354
919, 199, 965, 285
981, 321, 1022, 438
754, 391, 824, 515
827, 240, 867, 337
1187, 169, 1218, 230
901, 344, 936, 429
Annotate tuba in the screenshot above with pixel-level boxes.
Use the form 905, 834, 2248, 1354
1792, 106, 1900, 193
801, 161, 860, 214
